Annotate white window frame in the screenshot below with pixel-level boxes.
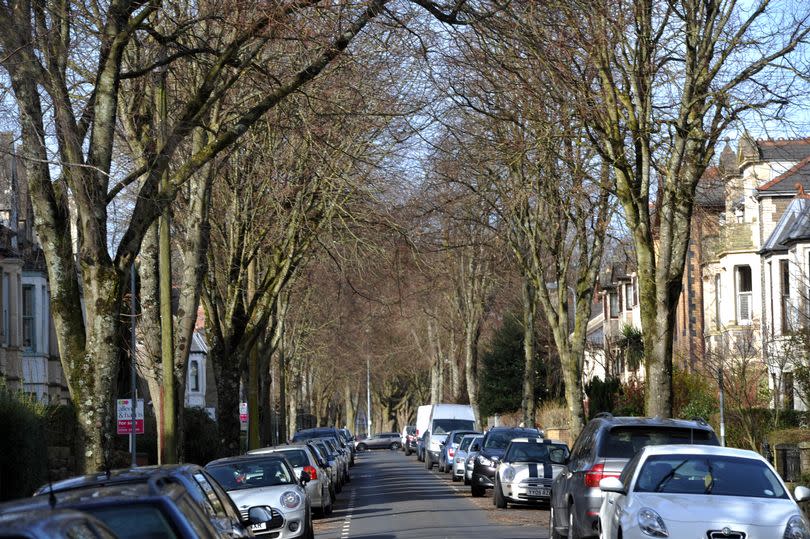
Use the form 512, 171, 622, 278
735, 265, 753, 324
22, 284, 35, 352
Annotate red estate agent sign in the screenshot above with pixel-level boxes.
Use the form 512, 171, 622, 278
117, 398, 144, 435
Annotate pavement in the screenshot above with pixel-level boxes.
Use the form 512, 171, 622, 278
314, 449, 548, 539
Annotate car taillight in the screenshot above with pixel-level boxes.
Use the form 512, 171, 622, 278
448, 448, 455, 458
304, 465, 318, 480
584, 463, 620, 488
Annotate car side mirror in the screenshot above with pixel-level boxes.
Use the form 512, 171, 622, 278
300, 471, 311, 485
440, 440, 446, 446
599, 477, 625, 494
247, 506, 275, 525
471, 443, 480, 451
795, 486, 810, 502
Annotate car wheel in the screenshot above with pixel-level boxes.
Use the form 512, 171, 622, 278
494, 478, 507, 509
389, 442, 400, 450
306, 516, 315, 539
549, 505, 562, 539
346, 473, 351, 484
356, 443, 367, 452
425, 451, 432, 469
464, 474, 470, 486
405, 447, 412, 456
471, 482, 485, 497
452, 472, 459, 482
568, 502, 581, 539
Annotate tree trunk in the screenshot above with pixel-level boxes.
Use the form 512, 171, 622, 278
211, 340, 241, 455
344, 383, 356, 433
522, 278, 537, 427
464, 319, 481, 429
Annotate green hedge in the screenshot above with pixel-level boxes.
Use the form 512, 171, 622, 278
0, 387, 49, 500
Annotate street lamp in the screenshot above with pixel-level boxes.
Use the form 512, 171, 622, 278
367, 357, 371, 437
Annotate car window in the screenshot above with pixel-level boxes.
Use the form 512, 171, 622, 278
207, 459, 295, 490
634, 454, 787, 498
505, 442, 569, 463
84, 503, 179, 539
64, 522, 99, 539
620, 451, 644, 490
459, 437, 474, 451
483, 430, 538, 449
176, 494, 214, 537
432, 419, 475, 434
599, 427, 718, 459
200, 470, 242, 521
192, 472, 225, 515
306, 445, 327, 467
277, 450, 308, 467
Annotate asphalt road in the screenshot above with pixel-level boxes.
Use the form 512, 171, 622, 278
314, 449, 548, 539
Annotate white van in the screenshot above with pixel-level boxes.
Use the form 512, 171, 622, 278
414, 405, 432, 461
423, 404, 477, 469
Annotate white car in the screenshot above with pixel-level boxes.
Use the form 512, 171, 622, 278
206, 454, 313, 539
493, 437, 569, 508
598, 444, 810, 539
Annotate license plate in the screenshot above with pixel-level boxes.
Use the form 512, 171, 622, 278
526, 487, 550, 498
249, 523, 267, 532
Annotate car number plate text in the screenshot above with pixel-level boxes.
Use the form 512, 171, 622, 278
250, 523, 267, 532
527, 487, 550, 497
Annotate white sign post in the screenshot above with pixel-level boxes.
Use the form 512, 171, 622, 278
117, 398, 144, 435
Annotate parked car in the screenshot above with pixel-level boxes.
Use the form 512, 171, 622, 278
493, 437, 569, 508
438, 429, 480, 473
453, 434, 479, 482
248, 445, 333, 516
415, 405, 432, 461
33, 464, 252, 539
424, 404, 477, 470
338, 428, 356, 466
470, 426, 542, 497
0, 508, 118, 539
598, 444, 810, 539
322, 437, 351, 484
355, 432, 401, 451
206, 454, 313, 539
305, 442, 338, 502
292, 427, 354, 467
464, 435, 485, 485
3, 477, 232, 539
401, 425, 416, 454
549, 414, 720, 539
308, 439, 345, 492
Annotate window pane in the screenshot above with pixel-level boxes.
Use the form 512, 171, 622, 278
737, 266, 752, 292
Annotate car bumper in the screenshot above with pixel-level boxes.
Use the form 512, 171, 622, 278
472, 471, 495, 488
306, 480, 327, 508
452, 459, 466, 477
501, 480, 552, 504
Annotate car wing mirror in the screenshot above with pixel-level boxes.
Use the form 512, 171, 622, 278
471, 443, 480, 452
795, 486, 810, 502
300, 471, 311, 485
598, 477, 625, 494
247, 506, 275, 525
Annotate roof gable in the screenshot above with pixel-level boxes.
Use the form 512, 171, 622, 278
756, 155, 810, 194
761, 190, 810, 254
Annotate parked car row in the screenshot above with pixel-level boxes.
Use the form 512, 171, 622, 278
411, 408, 810, 539
0, 427, 359, 539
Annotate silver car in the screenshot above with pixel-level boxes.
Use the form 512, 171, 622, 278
355, 432, 401, 451
207, 454, 313, 539
494, 438, 569, 508
310, 439, 345, 492
464, 435, 484, 485
248, 445, 333, 516
453, 434, 479, 482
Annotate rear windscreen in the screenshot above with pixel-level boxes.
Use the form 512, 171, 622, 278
599, 427, 718, 459
432, 419, 475, 435
278, 450, 308, 468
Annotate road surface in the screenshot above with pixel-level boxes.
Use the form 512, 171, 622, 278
314, 449, 548, 539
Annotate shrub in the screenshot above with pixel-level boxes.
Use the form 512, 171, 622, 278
0, 387, 49, 500
614, 377, 645, 416
536, 401, 569, 429
585, 377, 620, 418
673, 367, 717, 421
184, 407, 222, 465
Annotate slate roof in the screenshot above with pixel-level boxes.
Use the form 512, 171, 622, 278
694, 166, 726, 208
756, 155, 810, 195
757, 138, 810, 162
760, 194, 810, 254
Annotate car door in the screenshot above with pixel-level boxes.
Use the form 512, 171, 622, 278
551, 423, 595, 525
603, 451, 642, 539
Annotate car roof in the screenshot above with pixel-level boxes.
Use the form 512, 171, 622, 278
0, 507, 107, 529
34, 464, 204, 495
639, 444, 762, 460
206, 453, 291, 467
487, 427, 541, 433
591, 415, 715, 430
249, 444, 310, 453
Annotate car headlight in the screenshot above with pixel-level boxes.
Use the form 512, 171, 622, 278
502, 466, 516, 482
638, 507, 668, 537
477, 455, 493, 467
280, 491, 302, 509
785, 515, 810, 539
456, 457, 464, 463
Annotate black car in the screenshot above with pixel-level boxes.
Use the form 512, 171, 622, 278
470, 427, 542, 497
34, 464, 252, 538
0, 508, 118, 539
2, 479, 225, 539
292, 427, 355, 467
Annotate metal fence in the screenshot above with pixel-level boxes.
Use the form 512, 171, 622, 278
776, 445, 802, 483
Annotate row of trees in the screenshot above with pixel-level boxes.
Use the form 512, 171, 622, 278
2, 0, 808, 471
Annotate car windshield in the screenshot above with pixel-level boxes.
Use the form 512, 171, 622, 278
634, 454, 787, 498
459, 436, 475, 451
599, 427, 718, 459
484, 430, 538, 449
84, 504, 178, 539
504, 442, 569, 463
276, 450, 308, 468
451, 431, 475, 444
432, 419, 475, 434
314, 442, 334, 458
207, 459, 294, 490
323, 439, 338, 452
406, 427, 416, 435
